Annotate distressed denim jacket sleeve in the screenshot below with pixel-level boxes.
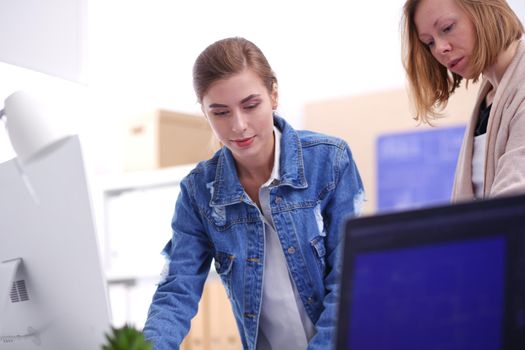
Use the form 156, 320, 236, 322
143, 174, 213, 350
307, 143, 364, 349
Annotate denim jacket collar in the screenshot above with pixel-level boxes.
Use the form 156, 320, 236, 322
209, 115, 308, 207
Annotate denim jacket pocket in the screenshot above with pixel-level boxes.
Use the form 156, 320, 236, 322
310, 235, 326, 274
214, 251, 235, 298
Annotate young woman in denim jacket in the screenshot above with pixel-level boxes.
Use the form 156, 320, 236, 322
143, 37, 364, 350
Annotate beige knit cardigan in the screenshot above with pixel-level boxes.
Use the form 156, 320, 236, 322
452, 39, 525, 202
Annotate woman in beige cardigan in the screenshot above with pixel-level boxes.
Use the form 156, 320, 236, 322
401, 0, 525, 202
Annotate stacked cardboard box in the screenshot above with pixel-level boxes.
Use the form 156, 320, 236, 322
123, 109, 216, 171
181, 279, 242, 350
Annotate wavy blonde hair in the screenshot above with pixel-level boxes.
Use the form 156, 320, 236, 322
402, 0, 523, 123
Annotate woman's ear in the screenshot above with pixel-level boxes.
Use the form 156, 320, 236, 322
271, 83, 279, 110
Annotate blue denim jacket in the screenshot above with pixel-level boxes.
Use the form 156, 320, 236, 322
144, 115, 364, 350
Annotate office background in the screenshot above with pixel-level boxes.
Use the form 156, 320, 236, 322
1, 1, 524, 348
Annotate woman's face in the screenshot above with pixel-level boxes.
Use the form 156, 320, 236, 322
414, 0, 477, 78
201, 69, 277, 166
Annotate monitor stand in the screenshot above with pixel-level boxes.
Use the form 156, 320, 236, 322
0, 258, 22, 314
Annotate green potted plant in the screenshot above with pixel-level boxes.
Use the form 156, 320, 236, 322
102, 324, 152, 350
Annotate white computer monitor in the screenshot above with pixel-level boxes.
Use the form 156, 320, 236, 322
0, 135, 110, 349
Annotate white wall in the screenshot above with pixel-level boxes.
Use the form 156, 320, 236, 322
0, 0, 87, 83
510, 0, 525, 20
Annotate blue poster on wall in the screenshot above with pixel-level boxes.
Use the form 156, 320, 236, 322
377, 125, 466, 212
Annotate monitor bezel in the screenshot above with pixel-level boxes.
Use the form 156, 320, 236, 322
336, 194, 525, 350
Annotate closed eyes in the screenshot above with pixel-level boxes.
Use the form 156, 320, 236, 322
442, 23, 454, 33
212, 110, 229, 117
210, 103, 260, 117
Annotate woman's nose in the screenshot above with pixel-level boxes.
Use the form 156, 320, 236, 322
435, 38, 452, 55
231, 111, 247, 133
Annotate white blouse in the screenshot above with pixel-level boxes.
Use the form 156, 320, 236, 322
472, 134, 487, 199
256, 127, 315, 349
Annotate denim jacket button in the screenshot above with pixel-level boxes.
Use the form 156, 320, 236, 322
307, 297, 315, 304
275, 196, 283, 204
287, 246, 296, 254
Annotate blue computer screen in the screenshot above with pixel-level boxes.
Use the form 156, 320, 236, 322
347, 236, 507, 350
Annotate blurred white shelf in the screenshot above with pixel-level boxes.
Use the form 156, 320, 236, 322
98, 163, 196, 193
91, 163, 197, 328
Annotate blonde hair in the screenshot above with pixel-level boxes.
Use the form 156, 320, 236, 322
402, 0, 524, 123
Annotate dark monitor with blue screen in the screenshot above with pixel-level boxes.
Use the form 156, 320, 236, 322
336, 194, 525, 350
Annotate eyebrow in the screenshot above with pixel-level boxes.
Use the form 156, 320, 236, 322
241, 94, 260, 103
208, 94, 261, 108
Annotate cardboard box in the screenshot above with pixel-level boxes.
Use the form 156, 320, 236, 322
124, 109, 215, 171
181, 286, 209, 350
207, 279, 242, 350
180, 279, 241, 350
